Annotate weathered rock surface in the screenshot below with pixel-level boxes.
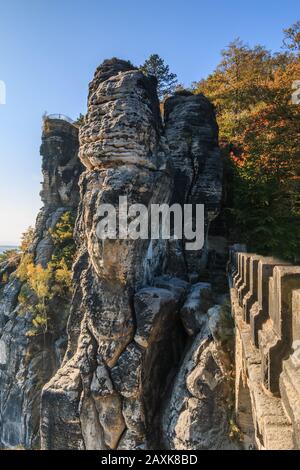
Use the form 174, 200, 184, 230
41, 59, 183, 450
180, 282, 213, 335
162, 305, 238, 450
0, 118, 81, 449
34, 118, 81, 267
0, 56, 227, 450
164, 91, 223, 275
39, 58, 226, 450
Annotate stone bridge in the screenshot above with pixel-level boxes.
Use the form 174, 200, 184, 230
229, 246, 300, 449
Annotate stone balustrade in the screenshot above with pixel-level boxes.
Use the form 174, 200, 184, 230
229, 246, 300, 449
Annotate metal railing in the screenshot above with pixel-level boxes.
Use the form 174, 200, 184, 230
46, 113, 75, 124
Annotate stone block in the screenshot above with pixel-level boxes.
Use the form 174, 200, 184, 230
237, 254, 259, 309
228, 244, 246, 279
233, 253, 245, 290
279, 289, 300, 448
242, 256, 262, 324
259, 266, 300, 394
249, 258, 289, 348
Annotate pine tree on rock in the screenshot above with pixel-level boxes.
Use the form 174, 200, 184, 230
141, 53, 178, 99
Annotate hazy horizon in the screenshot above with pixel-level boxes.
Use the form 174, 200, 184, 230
0, 244, 18, 252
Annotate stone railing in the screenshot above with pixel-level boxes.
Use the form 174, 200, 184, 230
228, 245, 300, 450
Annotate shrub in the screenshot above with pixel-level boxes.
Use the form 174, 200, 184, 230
16, 212, 76, 336
20, 226, 34, 252
0, 249, 19, 264
49, 211, 76, 269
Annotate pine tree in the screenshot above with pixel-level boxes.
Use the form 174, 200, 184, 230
141, 54, 178, 99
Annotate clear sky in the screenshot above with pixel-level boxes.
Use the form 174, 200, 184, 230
0, 0, 298, 244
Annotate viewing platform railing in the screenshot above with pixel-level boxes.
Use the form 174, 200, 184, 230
46, 114, 76, 125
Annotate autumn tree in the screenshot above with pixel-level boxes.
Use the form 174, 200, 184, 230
20, 226, 34, 252
194, 27, 300, 260
16, 212, 76, 336
283, 21, 300, 52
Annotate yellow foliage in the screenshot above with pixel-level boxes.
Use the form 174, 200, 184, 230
54, 259, 72, 289
20, 226, 34, 252
16, 254, 34, 282
16, 211, 76, 336
26, 263, 53, 302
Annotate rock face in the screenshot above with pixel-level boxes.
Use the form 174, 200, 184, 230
164, 91, 222, 275
35, 118, 81, 267
6, 57, 300, 451
40, 58, 229, 450
0, 118, 81, 449
162, 304, 238, 450
41, 60, 175, 450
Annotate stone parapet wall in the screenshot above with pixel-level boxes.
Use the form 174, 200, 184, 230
229, 246, 300, 449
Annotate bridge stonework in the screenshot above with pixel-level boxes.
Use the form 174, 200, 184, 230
229, 246, 300, 449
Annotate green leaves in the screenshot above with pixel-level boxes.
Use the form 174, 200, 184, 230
49, 211, 76, 269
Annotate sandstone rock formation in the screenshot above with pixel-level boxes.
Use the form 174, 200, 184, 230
39, 58, 229, 450
164, 91, 222, 275
0, 118, 81, 449
0, 56, 232, 450
2, 57, 300, 451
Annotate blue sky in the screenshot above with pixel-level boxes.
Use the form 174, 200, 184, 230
0, 0, 298, 244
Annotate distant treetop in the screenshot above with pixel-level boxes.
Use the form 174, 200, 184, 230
283, 21, 300, 52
